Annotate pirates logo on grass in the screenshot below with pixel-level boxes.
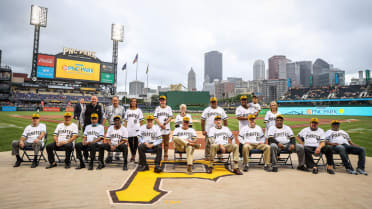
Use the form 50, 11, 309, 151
108, 161, 234, 204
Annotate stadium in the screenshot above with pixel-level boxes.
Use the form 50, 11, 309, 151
1, 2, 372, 209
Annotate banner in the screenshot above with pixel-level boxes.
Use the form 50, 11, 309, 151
1, 106, 17, 111
37, 66, 54, 79
37, 54, 55, 67
278, 106, 372, 116
101, 62, 114, 73
101, 72, 114, 84
43, 107, 61, 112
55, 58, 100, 81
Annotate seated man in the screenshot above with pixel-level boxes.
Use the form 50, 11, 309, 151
137, 115, 163, 173
297, 118, 335, 175
75, 113, 104, 170
207, 115, 242, 175
325, 120, 368, 175
12, 113, 46, 168
172, 117, 200, 174
46, 112, 78, 169
239, 114, 271, 172
97, 115, 128, 170
268, 115, 305, 172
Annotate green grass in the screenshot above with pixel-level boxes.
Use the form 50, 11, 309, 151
1, 111, 372, 156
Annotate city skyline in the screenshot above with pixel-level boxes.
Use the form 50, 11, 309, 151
0, 0, 371, 91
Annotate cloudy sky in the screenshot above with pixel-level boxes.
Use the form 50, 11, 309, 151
1, 0, 372, 91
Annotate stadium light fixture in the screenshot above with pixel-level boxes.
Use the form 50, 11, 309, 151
30, 5, 48, 82
111, 24, 124, 42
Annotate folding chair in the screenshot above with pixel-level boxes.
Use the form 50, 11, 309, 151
54, 146, 77, 163
332, 150, 350, 169
312, 151, 326, 170
213, 150, 232, 170
105, 147, 125, 165
21, 133, 48, 164
248, 149, 264, 166
277, 150, 294, 168
143, 148, 162, 166
173, 149, 187, 168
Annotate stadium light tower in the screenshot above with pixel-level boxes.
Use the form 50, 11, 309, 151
30, 5, 48, 82
111, 24, 124, 94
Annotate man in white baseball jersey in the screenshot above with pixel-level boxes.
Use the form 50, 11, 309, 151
248, 95, 261, 117
297, 118, 335, 174
12, 113, 46, 168
154, 95, 173, 161
268, 115, 305, 172
201, 97, 228, 159
236, 95, 250, 160
102, 96, 125, 162
172, 117, 200, 174
46, 112, 78, 169
138, 115, 163, 173
325, 120, 367, 175
97, 115, 129, 170
75, 113, 104, 170
207, 116, 242, 175
239, 114, 271, 172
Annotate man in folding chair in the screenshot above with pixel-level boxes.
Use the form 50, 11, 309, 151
75, 113, 104, 170
97, 115, 128, 170
207, 115, 242, 175
12, 113, 46, 168
297, 118, 335, 175
239, 114, 271, 172
268, 114, 305, 172
137, 115, 163, 173
46, 112, 78, 169
325, 120, 368, 175
172, 117, 200, 174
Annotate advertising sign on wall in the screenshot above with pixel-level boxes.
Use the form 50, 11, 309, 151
55, 58, 100, 81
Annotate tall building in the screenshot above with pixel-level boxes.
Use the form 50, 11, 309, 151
215, 80, 235, 99
313, 58, 330, 87
329, 68, 345, 86
248, 80, 264, 96
129, 80, 144, 96
253, 60, 265, 80
286, 62, 301, 87
204, 51, 222, 83
297, 61, 312, 87
188, 68, 196, 91
268, 55, 289, 80
262, 79, 288, 104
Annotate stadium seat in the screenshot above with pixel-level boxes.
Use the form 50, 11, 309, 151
21, 133, 48, 164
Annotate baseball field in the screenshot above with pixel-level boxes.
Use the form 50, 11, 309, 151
1, 111, 372, 209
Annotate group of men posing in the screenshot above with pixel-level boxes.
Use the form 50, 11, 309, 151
11, 95, 368, 176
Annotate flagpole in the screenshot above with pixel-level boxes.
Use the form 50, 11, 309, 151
125, 67, 127, 94
136, 58, 138, 81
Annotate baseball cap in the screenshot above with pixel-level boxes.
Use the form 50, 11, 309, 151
210, 97, 217, 102
32, 113, 40, 119
214, 115, 221, 120
240, 95, 247, 100
159, 95, 166, 100
276, 114, 284, 119
146, 115, 154, 120
91, 113, 98, 118
113, 115, 121, 120
310, 118, 319, 123
331, 120, 340, 125
248, 114, 256, 120
64, 112, 72, 117
183, 117, 190, 122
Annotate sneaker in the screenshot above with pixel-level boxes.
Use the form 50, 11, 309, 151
327, 168, 335, 175
46, 163, 57, 169
65, 163, 71, 169
312, 167, 319, 174
138, 164, 149, 171
243, 165, 249, 172
13, 159, 22, 167
233, 168, 243, 175
346, 169, 358, 175
264, 165, 272, 172
31, 160, 38, 168
123, 163, 128, 171
297, 165, 308, 172
272, 166, 278, 172
357, 168, 368, 176
154, 165, 162, 173
207, 167, 213, 174
97, 162, 105, 169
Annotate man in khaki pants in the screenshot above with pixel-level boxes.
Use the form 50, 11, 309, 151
172, 117, 200, 174
239, 114, 271, 172
207, 116, 242, 175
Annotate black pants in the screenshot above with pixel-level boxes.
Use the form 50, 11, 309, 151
138, 143, 162, 166
304, 145, 334, 168
333, 144, 366, 170
128, 136, 139, 156
98, 143, 128, 164
75, 142, 102, 163
46, 142, 74, 164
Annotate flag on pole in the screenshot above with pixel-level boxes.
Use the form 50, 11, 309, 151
132, 53, 138, 64
122, 62, 127, 71
146, 64, 149, 74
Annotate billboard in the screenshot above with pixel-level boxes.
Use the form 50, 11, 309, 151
278, 106, 372, 116
55, 58, 100, 81
36, 66, 54, 79
37, 54, 55, 67
101, 72, 114, 84
101, 62, 114, 73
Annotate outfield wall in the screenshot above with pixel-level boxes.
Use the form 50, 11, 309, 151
278, 106, 372, 116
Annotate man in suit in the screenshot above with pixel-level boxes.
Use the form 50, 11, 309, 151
74, 98, 85, 131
